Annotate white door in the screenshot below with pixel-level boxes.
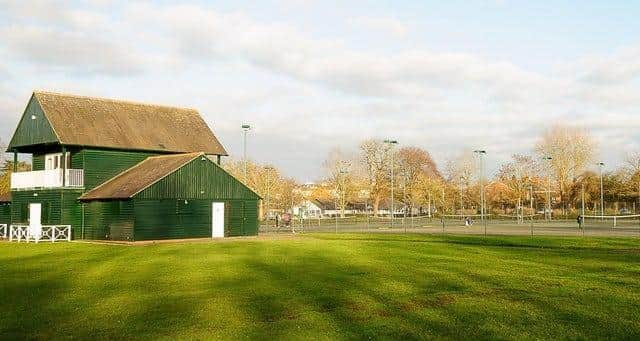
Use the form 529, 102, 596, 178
29, 203, 42, 238
212, 202, 225, 238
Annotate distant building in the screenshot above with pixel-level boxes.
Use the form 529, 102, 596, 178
293, 199, 372, 217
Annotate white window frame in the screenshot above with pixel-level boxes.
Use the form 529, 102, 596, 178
45, 153, 70, 170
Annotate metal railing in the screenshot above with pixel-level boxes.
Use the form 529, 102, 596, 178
9, 224, 72, 243
11, 169, 84, 190
0, 224, 6, 238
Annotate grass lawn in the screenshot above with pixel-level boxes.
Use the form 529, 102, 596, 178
1, 234, 640, 340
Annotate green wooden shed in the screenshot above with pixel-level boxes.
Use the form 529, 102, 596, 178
0, 193, 10, 228
6, 91, 260, 241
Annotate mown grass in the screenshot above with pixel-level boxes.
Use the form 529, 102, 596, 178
1, 234, 639, 340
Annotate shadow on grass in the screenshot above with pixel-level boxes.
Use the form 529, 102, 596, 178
304, 232, 640, 252
1, 237, 639, 339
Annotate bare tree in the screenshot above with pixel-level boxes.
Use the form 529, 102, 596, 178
323, 148, 356, 217
397, 146, 440, 214
535, 124, 596, 215
444, 150, 476, 212
222, 159, 300, 219
624, 152, 640, 209
497, 154, 540, 215
359, 139, 391, 216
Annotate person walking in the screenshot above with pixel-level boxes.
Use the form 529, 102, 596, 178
577, 214, 583, 230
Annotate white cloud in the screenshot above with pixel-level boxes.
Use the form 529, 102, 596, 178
0, 2, 639, 180
348, 16, 409, 38
572, 46, 640, 84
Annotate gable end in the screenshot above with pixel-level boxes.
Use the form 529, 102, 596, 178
7, 94, 60, 151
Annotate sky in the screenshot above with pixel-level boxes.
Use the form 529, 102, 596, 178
1, 0, 640, 182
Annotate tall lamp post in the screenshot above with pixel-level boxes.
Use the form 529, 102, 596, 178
598, 162, 605, 217
242, 124, 251, 181
542, 156, 553, 221
384, 139, 398, 228
459, 176, 464, 214
338, 161, 351, 218
473, 150, 487, 222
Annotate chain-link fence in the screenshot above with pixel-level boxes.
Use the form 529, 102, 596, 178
259, 214, 640, 237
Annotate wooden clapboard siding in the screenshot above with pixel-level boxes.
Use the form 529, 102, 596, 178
10, 189, 83, 237
77, 149, 158, 190
82, 200, 134, 240
7, 94, 58, 150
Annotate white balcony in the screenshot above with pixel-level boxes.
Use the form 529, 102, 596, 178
11, 169, 84, 190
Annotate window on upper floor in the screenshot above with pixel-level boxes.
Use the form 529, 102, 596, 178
45, 153, 70, 170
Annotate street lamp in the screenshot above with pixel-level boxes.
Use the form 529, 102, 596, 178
598, 162, 605, 217
459, 175, 465, 213
384, 139, 398, 228
338, 161, 351, 218
473, 150, 487, 222
242, 124, 251, 181
542, 156, 553, 221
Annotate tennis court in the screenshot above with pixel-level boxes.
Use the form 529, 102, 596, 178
261, 214, 640, 237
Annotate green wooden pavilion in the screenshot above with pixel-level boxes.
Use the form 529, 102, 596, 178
3, 91, 260, 241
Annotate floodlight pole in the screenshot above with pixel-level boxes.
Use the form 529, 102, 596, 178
459, 176, 464, 213
598, 162, 605, 218
543, 156, 553, 221
384, 139, 398, 228
581, 183, 585, 216
473, 150, 487, 222
242, 124, 251, 181
338, 161, 351, 218
529, 185, 534, 236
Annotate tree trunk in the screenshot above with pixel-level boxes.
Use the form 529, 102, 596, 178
373, 195, 381, 217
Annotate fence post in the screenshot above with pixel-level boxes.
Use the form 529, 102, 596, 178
530, 215, 534, 237
67, 226, 71, 242
52, 226, 56, 243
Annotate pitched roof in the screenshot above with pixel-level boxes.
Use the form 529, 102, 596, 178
313, 199, 337, 210
29, 91, 227, 155
79, 152, 203, 200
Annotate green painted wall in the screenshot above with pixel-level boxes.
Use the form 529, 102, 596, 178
131, 156, 259, 239
131, 199, 259, 240
82, 200, 134, 240
0, 203, 10, 225
7, 95, 58, 150
32, 154, 45, 171
225, 200, 260, 236
135, 157, 259, 200
10, 189, 84, 237
9, 151, 259, 241
31, 148, 153, 190
133, 199, 211, 240
77, 149, 157, 190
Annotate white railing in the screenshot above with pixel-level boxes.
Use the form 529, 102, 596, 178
0, 224, 6, 238
9, 224, 72, 243
11, 169, 84, 190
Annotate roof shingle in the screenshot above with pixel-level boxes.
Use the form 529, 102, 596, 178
79, 152, 203, 200
32, 91, 227, 155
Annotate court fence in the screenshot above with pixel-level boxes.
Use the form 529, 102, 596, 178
259, 213, 640, 237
